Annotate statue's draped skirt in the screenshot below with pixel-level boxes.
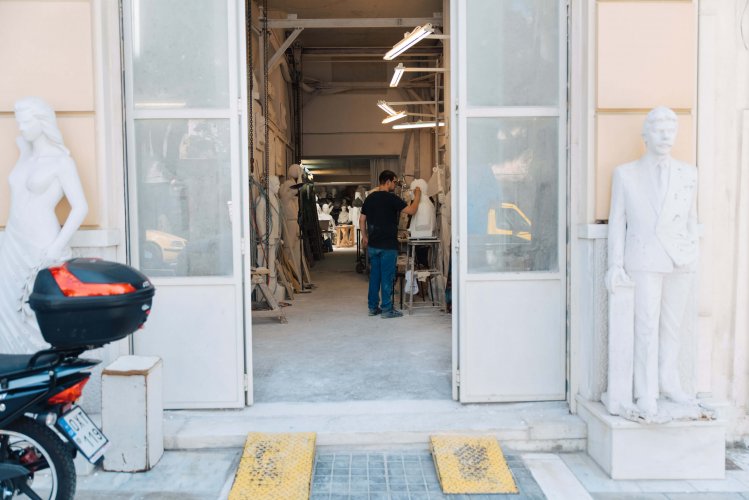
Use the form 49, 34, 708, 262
0, 224, 50, 354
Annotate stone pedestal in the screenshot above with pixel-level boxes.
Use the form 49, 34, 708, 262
102, 356, 163, 472
577, 396, 725, 480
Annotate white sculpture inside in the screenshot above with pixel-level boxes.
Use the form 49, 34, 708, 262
338, 205, 350, 224
408, 178, 436, 239
319, 203, 333, 222
351, 191, 364, 230
605, 106, 699, 420
279, 164, 302, 280
0, 97, 89, 354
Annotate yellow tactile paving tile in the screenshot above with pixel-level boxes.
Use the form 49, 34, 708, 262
430, 434, 519, 494
228, 432, 316, 500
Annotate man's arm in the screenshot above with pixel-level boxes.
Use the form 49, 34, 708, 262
605, 168, 633, 293
402, 187, 422, 216
359, 214, 367, 247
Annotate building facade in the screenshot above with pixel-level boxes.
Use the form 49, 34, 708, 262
1, 0, 748, 442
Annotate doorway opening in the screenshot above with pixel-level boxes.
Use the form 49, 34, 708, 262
247, 1, 452, 403
252, 156, 452, 403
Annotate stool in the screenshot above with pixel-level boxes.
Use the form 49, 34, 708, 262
102, 356, 163, 472
405, 238, 444, 314
251, 267, 287, 323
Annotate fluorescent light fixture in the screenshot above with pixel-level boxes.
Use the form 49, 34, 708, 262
390, 63, 406, 87
377, 100, 398, 116
382, 112, 407, 124
392, 121, 446, 130
384, 23, 434, 60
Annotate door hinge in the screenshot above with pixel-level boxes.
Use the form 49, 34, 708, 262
243, 373, 250, 391
238, 98, 244, 117
454, 238, 460, 254
455, 369, 460, 387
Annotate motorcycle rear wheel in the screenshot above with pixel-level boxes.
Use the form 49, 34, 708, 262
0, 417, 76, 500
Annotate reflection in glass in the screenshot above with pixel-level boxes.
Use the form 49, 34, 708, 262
132, 0, 229, 108
467, 0, 559, 106
135, 119, 233, 277
467, 118, 558, 273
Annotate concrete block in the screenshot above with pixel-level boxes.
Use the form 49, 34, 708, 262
577, 396, 725, 480
102, 356, 163, 472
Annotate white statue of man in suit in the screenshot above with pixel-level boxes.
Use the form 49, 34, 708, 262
606, 106, 699, 418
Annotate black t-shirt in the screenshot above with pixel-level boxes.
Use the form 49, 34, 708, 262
361, 191, 407, 250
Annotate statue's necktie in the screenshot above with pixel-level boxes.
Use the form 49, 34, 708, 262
656, 160, 669, 203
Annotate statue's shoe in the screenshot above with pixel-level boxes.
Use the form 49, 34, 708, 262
636, 397, 658, 416
661, 390, 693, 404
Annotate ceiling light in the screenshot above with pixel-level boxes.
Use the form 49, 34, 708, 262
384, 24, 435, 60
382, 112, 407, 124
392, 121, 446, 130
390, 64, 405, 87
377, 100, 398, 116
389, 65, 447, 88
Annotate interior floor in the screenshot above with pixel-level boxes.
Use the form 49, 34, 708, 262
253, 247, 452, 403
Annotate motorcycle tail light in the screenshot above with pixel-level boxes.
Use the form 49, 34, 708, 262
48, 377, 90, 404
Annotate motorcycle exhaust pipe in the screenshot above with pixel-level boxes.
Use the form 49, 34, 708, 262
27, 412, 57, 426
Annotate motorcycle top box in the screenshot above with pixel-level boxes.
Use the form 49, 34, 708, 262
29, 258, 155, 349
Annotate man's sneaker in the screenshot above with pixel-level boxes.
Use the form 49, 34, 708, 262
368, 307, 382, 316
381, 309, 403, 319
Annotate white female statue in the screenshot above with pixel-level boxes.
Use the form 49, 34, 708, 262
0, 97, 89, 354
408, 178, 436, 238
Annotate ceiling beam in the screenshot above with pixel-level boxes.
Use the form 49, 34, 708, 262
268, 28, 303, 73
263, 17, 443, 29
307, 82, 440, 89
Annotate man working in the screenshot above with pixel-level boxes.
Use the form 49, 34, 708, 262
360, 170, 421, 318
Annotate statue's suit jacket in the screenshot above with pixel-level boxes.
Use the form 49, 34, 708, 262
608, 158, 698, 273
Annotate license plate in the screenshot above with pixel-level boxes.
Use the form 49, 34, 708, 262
57, 406, 109, 463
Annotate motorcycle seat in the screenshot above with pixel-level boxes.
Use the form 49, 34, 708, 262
0, 353, 60, 377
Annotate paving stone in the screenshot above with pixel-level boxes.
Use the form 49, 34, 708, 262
309, 450, 545, 500
592, 494, 669, 499
667, 494, 747, 500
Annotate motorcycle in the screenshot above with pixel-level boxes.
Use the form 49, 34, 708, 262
0, 259, 155, 500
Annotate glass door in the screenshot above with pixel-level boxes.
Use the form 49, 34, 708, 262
123, 0, 246, 408
454, 0, 568, 402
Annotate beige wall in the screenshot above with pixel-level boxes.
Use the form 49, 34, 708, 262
594, 0, 697, 220
303, 89, 436, 177
0, 0, 101, 227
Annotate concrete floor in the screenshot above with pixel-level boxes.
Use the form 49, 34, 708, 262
252, 247, 452, 403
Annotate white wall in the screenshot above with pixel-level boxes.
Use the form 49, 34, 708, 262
697, 0, 749, 441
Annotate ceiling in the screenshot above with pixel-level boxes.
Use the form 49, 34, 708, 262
263, 0, 445, 179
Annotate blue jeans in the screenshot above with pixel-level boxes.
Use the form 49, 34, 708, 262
368, 247, 397, 311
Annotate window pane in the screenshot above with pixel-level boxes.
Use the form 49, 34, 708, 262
467, 0, 559, 106
467, 118, 559, 273
132, 0, 229, 108
134, 119, 233, 277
